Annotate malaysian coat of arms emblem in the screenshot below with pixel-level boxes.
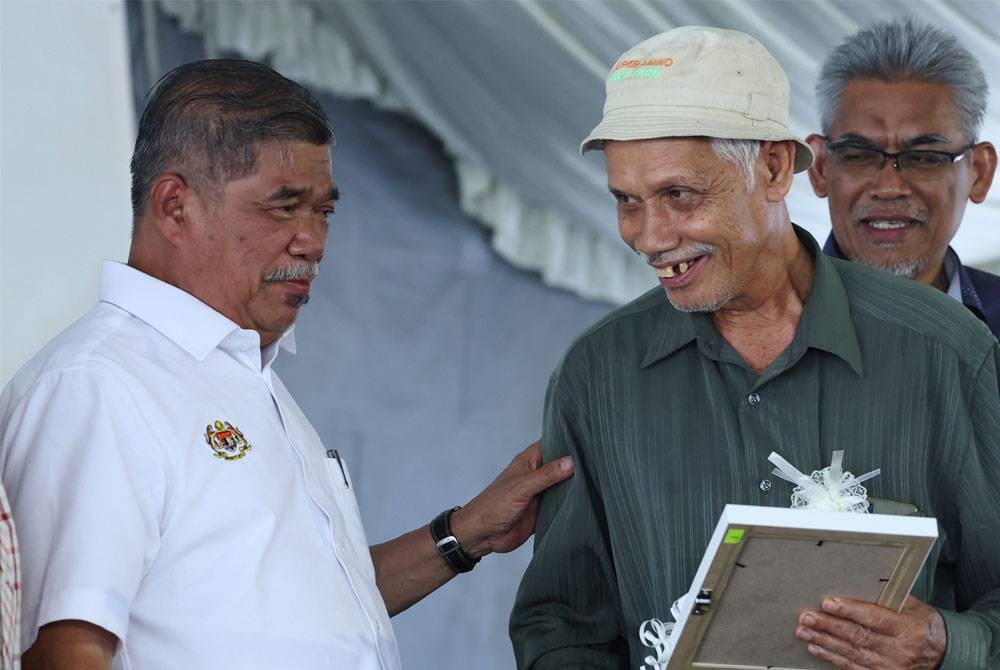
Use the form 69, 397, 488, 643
205, 420, 252, 460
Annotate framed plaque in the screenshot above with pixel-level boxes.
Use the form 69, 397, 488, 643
665, 505, 937, 670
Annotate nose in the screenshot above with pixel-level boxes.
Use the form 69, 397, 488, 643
620, 201, 679, 257
868, 159, 912, 200
287, 213, 327, 262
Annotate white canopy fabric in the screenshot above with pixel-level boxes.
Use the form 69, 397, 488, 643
157, 0, 1000, 304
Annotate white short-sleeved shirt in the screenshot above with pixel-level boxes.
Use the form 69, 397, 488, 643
0, 261, 400, 670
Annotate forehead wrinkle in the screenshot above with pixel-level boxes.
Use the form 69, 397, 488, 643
622, 155, 717, 191
832, 85, 967, 150
605, 138, 738, 200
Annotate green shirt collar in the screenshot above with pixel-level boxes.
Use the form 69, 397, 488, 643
641, 224, 864, 378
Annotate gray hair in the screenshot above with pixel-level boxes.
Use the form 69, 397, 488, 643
131, 59, 334, 226
816, 19, 987, 141
711, 138, 761, 191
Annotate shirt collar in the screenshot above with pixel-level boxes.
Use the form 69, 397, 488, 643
951, 251, 988, 321
642, 225, 864, 377
790, 229, 864, 377
641, 300, 697, 368
943, 247, 962, 302
98, 260, 296, 363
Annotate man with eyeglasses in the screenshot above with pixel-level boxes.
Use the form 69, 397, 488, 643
806, 19, 1000, 337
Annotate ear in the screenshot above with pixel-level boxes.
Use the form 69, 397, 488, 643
969, 141, 997, 204
146, 174, 192, 246
804, 133, 828, 198
761, 140, 796, 203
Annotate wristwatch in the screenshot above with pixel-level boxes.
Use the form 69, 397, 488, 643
430, 506, 481, 573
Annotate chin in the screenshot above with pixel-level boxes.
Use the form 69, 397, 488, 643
258, 312, 299, 337
664, 289, 730, 314
853, 254, 925, 279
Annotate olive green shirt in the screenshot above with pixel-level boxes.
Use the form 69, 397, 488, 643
511, 228, 1000, 669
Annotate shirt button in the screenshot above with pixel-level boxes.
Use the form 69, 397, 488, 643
747, 392, 761, 406
759, 478, 773, 494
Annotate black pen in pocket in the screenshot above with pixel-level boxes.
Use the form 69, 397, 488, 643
326, 449, 349, 488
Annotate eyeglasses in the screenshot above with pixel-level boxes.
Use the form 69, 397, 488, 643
825, 139, 975, 181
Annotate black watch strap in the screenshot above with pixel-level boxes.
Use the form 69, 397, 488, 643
430, 506, 480, 574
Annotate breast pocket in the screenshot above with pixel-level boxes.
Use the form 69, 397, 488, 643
322, 450, 372, 565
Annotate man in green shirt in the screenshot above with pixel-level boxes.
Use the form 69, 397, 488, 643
510, 26, 1000, 670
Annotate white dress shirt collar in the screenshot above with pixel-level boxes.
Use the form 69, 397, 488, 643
98, 260, 297, 366
943, 247, 962, 303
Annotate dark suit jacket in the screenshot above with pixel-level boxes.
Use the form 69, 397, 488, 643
823, 233, 1000, 340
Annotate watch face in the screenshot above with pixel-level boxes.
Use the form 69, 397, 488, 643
436, 537, 460, 552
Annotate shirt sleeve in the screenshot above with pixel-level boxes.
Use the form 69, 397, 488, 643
938, 343, 1000, 670
510, 362, 629, 669
0, 367, 166, 652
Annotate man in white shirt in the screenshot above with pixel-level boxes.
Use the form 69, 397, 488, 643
0, 58, 573, 670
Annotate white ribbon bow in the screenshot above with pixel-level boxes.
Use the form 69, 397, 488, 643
767, 450, 879, 513
638, 617, 674, 670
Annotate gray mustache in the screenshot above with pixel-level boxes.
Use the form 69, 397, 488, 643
265, 262, 320, 282
644, 243, 715, 266
853, 204, 928, 222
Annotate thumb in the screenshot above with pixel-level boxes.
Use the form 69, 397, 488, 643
522, 455, 574, 497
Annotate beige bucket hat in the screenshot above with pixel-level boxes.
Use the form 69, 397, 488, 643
582, 26, 814, 173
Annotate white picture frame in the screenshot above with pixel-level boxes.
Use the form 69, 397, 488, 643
665, 504, 937, 670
